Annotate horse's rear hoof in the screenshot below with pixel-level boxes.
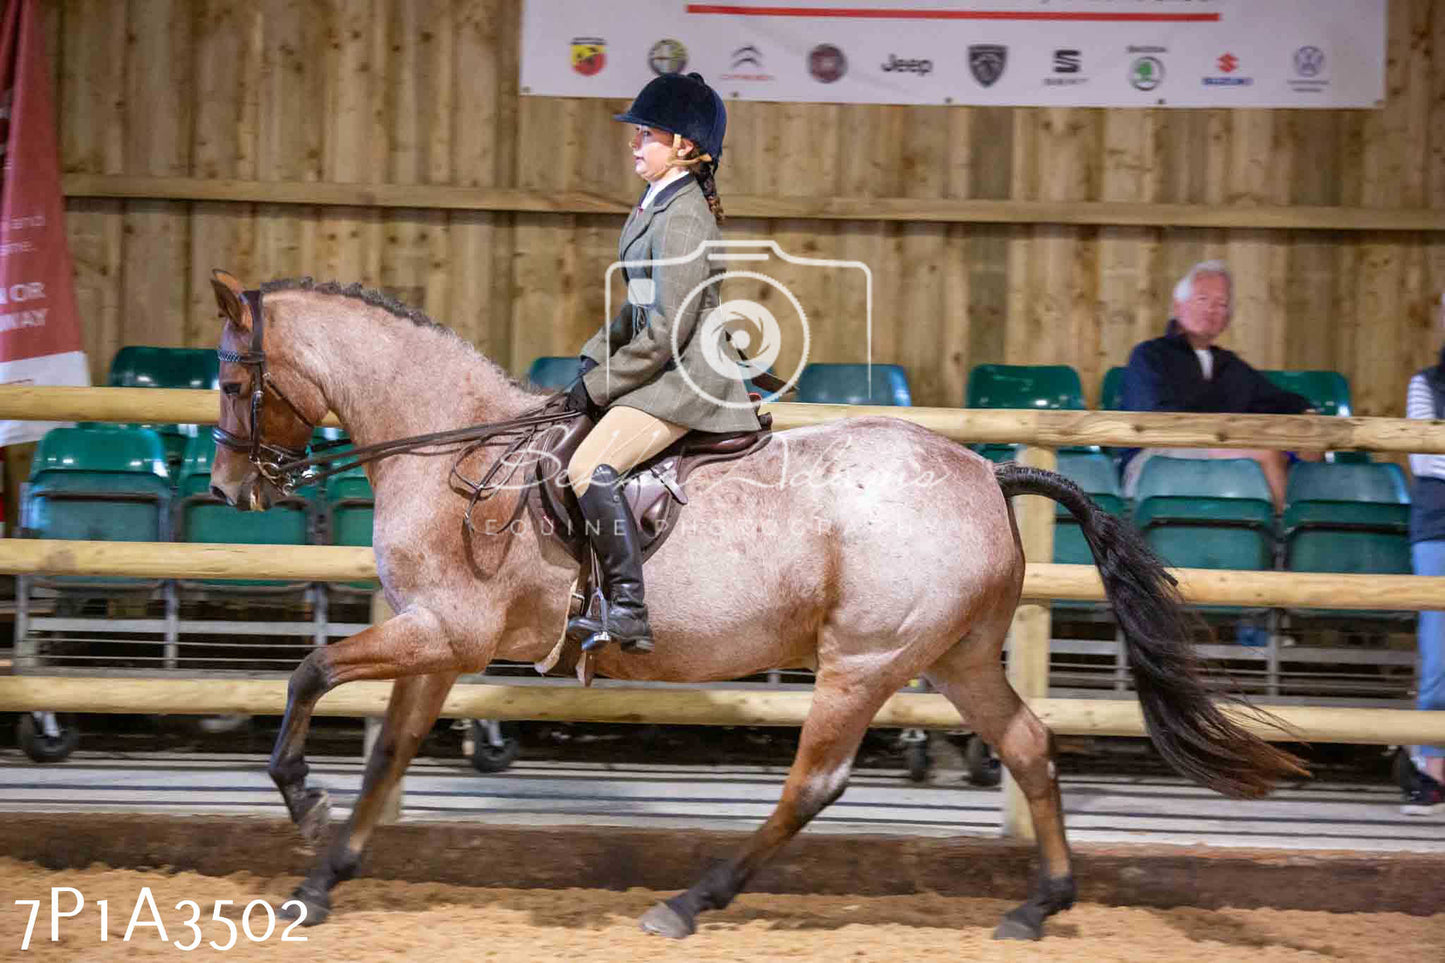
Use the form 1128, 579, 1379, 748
279, 888, 330, 927
297, 789, 331, 849
992, 917, 1042, 941
639, 901, 694, 939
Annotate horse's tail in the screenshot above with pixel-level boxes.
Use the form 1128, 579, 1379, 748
995, 462, 1307, 798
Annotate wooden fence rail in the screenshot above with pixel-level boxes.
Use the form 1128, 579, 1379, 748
4, 386, 1445, 453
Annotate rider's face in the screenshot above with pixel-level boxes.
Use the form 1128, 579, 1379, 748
629, 125, 693, 182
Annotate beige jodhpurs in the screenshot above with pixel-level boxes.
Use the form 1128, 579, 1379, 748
567, 405, 689, 496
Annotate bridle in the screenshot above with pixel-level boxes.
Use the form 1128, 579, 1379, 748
212, 286, 578, 509
213, 288, 320, 492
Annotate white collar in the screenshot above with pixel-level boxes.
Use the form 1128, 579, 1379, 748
641, 167, 689, 208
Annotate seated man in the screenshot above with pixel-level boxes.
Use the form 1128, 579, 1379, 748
1120, 260, 1318, 510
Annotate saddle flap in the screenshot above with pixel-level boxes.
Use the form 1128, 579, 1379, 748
625, 458, 682, 544
680, 430, 764, 457
534, 415, 594, 538
526, 417, 772, 568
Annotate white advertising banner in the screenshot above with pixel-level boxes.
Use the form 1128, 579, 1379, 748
521, 0, 1385, 109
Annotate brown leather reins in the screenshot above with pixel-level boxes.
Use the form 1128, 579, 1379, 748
213, 288, 577, 509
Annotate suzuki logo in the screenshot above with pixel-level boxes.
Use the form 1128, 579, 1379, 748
1217, 52, 1239, 73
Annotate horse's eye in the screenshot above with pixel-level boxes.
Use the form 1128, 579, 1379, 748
221, 382, 242, 396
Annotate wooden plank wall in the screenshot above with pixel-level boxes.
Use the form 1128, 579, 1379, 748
52, 0, 1445, 416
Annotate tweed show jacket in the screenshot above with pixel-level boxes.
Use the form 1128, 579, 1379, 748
580, 175, 760, 433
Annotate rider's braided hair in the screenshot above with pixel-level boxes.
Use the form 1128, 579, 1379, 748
695, 159, 724, 225
668, 133, 725, 226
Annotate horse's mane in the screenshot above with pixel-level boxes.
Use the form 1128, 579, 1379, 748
260, 276, 543, 395
260, 276, 446, 332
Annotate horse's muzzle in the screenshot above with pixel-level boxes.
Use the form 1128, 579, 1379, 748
232, 476, 276, 512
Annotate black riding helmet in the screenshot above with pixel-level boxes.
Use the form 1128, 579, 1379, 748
614, 72, 726, 168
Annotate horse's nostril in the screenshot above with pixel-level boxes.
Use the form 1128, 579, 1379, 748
210, 484, 228, 503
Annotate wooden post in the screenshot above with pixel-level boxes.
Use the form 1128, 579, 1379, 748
367, 592, 403, 825
1002, 445, 1057, 840
3, 443, 35, 538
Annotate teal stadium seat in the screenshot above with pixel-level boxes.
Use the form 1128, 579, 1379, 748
1051, 450, 1129, 622
1282, 462, 1411, 619
108, 346, 220, 391
795, 363, 912, 406
526, 356, 582, 390
25, 426, 172, 588
1132, 456, 1276, 574
1261, 370, 1352, 418
1261, 369, 1367, 463
966, 364, 1088, 463
326, 464, 379, 593
1052, 450, 1127, 566
174, 434, 314, 590
528, 355, 773, 398
1097, 365, 1130, 475
1100, 366, 1126, 410
968, 364, 1086, 411
106, 346, 222, 469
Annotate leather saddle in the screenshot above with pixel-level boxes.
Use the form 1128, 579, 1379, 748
527, 411, 773, 567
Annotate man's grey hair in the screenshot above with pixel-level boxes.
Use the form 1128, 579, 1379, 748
1172, 260, 1233, 305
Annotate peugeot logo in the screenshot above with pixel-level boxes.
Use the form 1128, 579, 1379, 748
1294, 46, 1325, 78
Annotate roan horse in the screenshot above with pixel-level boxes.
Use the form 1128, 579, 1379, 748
206, 270, 1304, 940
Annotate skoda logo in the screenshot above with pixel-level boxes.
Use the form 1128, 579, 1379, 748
1130, 55, 1164, 91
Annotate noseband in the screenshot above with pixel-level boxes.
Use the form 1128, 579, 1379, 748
213, 288, 317, 492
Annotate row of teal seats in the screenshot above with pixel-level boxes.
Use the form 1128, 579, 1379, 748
101, 345, 1350, 425
528, 355, 1389, 581
526, 357, 915, 407
1051, 450, 1410, 618
972, 364, 1351, 417
29, 423, 1401, 604
532, 357, 1353, 416
25, 426, 376, 592
970, 363, 1362, 463
528, 358, 1359, 464
96, 346, 222, 468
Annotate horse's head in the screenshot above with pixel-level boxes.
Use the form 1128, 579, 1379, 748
209, 269, 324, 511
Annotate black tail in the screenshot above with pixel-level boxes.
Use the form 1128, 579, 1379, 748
996, 463, 1307, 798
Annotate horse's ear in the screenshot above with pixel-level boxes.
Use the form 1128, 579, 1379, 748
210, 269, 247, 331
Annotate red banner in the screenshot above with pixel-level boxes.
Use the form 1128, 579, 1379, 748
0, 0, 88, 446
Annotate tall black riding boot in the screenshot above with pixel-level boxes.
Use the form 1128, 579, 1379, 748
567, 464, 654, 653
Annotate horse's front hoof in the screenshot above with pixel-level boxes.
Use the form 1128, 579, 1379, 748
639, 900, 695, 939
279, 885, 331, 927
992, 916, 1042, 941
296, 789, 331, 849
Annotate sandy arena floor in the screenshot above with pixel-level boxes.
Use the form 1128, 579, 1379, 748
0, 859, 1438, 962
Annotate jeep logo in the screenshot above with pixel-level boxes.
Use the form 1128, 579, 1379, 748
881, 53, 933, 75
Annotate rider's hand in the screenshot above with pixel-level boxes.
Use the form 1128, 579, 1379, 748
565, 375, 598, 418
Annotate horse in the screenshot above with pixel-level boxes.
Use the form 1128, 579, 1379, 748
205, 270, 1305, 940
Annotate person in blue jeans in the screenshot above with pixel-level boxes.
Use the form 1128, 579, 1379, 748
1404, 303, 1445, 815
